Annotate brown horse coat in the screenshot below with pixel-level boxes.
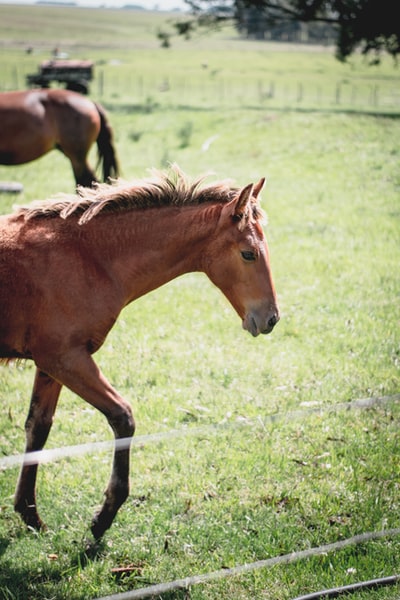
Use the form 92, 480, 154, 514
0, 88, 119, 186
0, 167, 279, 539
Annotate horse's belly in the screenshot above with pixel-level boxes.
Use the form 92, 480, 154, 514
0, 149, 19, 165
0, 143, 51, 166
0, 115, 52, 165
0, 343, 32, 361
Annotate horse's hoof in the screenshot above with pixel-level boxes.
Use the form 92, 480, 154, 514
15, 503, 45, 532
82, 536, 104, 561
90, 515, 105, 541
91, 524, 102, 540
91, 508, 116, 540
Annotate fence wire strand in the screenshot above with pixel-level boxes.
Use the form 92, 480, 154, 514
1, 393, 399, 470
94, 528, 400, 600
1, 393, 399, 599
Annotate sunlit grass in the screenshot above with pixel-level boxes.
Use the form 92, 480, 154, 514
0, 5, 399, 599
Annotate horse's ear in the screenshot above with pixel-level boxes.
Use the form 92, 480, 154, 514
233, 183, 254, 219
253, 177, 266, 199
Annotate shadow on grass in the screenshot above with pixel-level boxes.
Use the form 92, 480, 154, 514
156, 591, 191, 599
0, 533, 193, 599
0, 536, 10, 557
74, 536, 107, 568
0, 536, 106, 600
0, 560, 65, 598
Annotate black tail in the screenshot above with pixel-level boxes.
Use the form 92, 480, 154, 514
95, 103, 120, 182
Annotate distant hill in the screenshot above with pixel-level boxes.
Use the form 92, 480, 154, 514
34, 2, 181, 10
36, 1, 77, 5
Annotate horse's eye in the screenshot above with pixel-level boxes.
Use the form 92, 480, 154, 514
241, 250, 256, 262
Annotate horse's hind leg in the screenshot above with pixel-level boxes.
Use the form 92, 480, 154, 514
35, 349, 135, 540
57, 142, 98, 187
14, 369, 62, 531
72, 161, 98, 188
56, 145, 97, 188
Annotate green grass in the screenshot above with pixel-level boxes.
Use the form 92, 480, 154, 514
0, 5, 399, 599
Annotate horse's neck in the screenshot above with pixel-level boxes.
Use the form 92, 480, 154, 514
92, 203, 222, 306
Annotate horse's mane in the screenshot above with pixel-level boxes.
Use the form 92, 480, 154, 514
16, 164, 249, 226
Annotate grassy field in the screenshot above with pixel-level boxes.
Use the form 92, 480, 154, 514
0, 5, 399, 600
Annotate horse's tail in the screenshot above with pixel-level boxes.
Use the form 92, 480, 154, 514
95, 102, 120, 182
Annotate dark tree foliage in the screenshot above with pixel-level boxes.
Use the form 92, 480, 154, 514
175, 0, 400, 62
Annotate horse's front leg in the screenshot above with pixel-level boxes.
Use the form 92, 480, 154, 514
40, 350, 135, 540
15, 368, 62, 531
90, 429, 133, 540
91, 393, 135, 540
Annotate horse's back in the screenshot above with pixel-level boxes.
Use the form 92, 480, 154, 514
0, 89, 100, 166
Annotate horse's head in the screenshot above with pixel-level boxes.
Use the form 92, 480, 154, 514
204, 178, 279, 337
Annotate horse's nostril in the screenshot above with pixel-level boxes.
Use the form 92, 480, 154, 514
268, 314, 278, 329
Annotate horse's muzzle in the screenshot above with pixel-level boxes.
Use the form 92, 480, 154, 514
243, 310, 280, 337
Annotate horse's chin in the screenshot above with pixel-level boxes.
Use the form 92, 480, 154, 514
242, 317, 261, 337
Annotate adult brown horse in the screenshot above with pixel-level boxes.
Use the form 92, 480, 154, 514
0, 88, 119, 187
0, 166, 279, 540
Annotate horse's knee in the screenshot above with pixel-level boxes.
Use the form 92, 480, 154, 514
109, 402, 135, 439
24, 414, 54, 449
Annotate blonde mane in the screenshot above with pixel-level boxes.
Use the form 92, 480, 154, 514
16, 165, 243, 225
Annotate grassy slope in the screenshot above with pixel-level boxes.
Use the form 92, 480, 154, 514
0, 5, 399, 599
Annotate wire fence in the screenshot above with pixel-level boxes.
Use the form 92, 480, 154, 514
94, 529, 400, 600
1, 393, 399, 470
2, 66, 400, 113
91, 395, 400, 600
95, 73, 400, 113
1, 393, 399, 600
